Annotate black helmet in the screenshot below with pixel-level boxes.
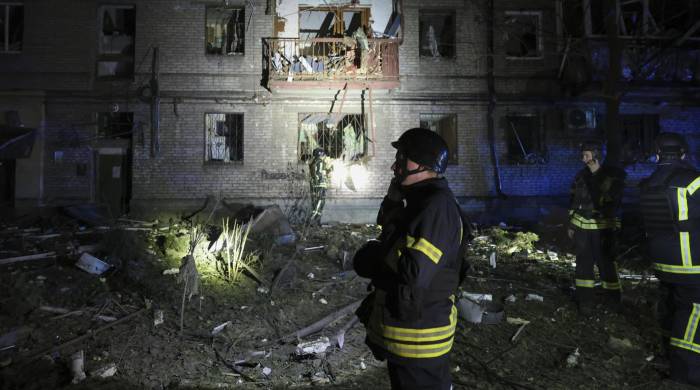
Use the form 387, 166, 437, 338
312, 148, 326, 158
391, 128, 449, 174
654, 132, 688, 160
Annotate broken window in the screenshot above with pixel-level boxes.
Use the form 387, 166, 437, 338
504, 11, 542, 59
420, 114, 458, 164
505, 114, 546, 164
97, 5, 135, 79
298, 114, 367, 162
619, 114, 659, 163
419, 9, 456, 59
98, 112, 133, 139
584, 0, 700, 39
299, 7, 370, 40
0, 3, 23, 52
206, 7, 245, 55
205, 113, 244, 162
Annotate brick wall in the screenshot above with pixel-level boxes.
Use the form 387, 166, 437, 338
2, 0, 699, 221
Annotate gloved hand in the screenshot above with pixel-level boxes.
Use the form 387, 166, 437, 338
353, 240, 384, 279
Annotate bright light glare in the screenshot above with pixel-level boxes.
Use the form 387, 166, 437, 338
330, 160, 369, 190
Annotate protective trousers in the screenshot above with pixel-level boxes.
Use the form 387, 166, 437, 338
662, 284, 700, 386
310, 187, 326, 224
574, 228, 621, 304
387, 360, 451, 390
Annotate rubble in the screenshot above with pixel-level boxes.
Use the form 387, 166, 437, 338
0, 214, 672, 388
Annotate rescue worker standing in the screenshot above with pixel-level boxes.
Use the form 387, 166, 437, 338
639, 132, 700, 386
309, 148, 332, 225
353, 128, 463, 390
568, 140, 626, 314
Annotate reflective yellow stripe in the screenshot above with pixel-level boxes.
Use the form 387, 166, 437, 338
602, 281, 621, 290
688, 177, 700, 195
381, 305, 457, 342
406, 235, 443, 264
570, 213, 620, 230
576, 279, 596, 288
678, 187, 689, 221
369, 332, 454, 358
671, 338, 700, 354
653, 263, 700, 274
684, 304, 700, 342
681, 232, 693, 267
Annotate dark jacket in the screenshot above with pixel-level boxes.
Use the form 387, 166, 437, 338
353, 177, 463, 365
569, 164, 626, 230
640, 160, 700, 284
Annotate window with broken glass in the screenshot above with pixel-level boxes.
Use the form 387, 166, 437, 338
505, 114, 547, 164
420, 114, 458, 164
206, 7, 244, 55
205, 113, 244, 162
504, 11, 542, 59
0, 3, 23, 53
298, 114, 367, 163
97, 112, 133, 140
97, 5, 135, 79
619, 114, 660, 164
419, 10, 456, 59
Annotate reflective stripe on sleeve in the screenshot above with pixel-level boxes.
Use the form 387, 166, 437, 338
602, 281, 621, 290
406, 235, 443, 264
575, 279, 596, 288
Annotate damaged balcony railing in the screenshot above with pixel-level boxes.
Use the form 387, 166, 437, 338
262, 37, 399, 89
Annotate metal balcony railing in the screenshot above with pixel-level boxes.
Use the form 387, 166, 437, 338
262, 37, 400, 90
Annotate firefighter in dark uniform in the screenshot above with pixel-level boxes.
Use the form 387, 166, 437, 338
353, 128, 464, 390
309, 147, 332, 225
639, 132, 700, 386
567, 140, 626, 314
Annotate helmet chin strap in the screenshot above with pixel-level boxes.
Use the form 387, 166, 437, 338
394, 157, 429, 184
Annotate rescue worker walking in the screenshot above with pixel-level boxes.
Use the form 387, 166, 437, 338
309, 148, 332, 225
639, 132, 700, 386
353, 128, 464, 390
568, 140, 626, 314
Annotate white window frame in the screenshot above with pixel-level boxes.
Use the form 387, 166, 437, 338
504, 10, 544, 60
1, 2, 23, 53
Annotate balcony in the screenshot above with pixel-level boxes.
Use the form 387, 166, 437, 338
262, 37, 400, 91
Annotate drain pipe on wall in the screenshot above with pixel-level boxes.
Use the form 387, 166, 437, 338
486, 0, 505, 198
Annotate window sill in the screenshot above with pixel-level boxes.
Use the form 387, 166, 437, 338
505, 56, 544, 61
204, 160, 244, 166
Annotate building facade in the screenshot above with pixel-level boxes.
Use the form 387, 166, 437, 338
1, 0, 698, 222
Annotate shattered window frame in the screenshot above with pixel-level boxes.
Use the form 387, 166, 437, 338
505, 114, 547, 164
204, 113, 244, 163
205, 6, 245, 56
97, 112, 134, 140
418, 9, 457, 59
503, 10, 543, 60
619, 114, 660, 164
583, 0, 700, 40
419, 113, 458, 165
0, 2, 23, 53
297, 113, 368, 163
96, 4, 135, 80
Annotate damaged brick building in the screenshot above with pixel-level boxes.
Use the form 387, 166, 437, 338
1, 0, 699, 222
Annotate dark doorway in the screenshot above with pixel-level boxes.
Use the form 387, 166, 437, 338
96, 112, 133, 217
0, 159, 15, 207
96, 151, 128, 217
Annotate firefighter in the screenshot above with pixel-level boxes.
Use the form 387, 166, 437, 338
353, 128, 464, 390
639, 132, 700, 386
567, 140, 626, 315
309, 147, 332, 225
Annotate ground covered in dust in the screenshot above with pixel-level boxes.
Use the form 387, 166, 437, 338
0, 207, 695, 389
